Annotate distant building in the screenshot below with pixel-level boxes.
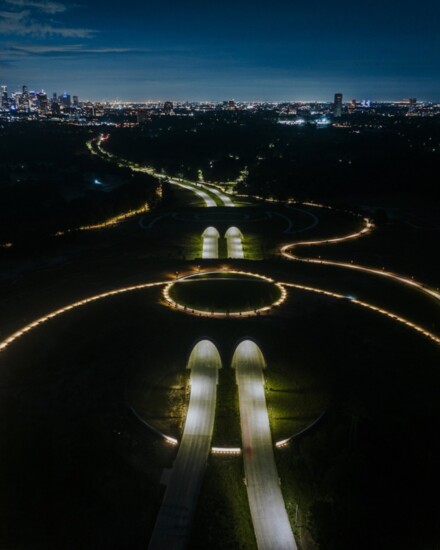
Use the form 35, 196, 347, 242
72, 95, 79, 107
1, 85, 8, 108
52, 101, 61, 115
334, 93, 343, 117
163, 101, 174, 114
137, 110, 150, 124
37, 91, 48, 112
60, 92, 71, 109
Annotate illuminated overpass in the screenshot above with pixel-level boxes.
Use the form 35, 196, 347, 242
233, 340, 297, 550
148, 339, 221, 549
225, 226, 244, 259
202, 227, 220, 259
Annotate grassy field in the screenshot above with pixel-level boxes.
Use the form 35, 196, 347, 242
0, 167, 438, 550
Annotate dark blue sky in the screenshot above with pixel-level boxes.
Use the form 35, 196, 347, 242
1, 0, 439, 101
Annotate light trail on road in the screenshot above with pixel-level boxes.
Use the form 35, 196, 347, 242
233, 340, 297, 550
198, 183, 234, 207
201, 227, 220, 259
225, 227, 245, 259
169, 179, 217, 207
148, 339, 221, 550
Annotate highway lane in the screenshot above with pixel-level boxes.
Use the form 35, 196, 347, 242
226, 227, 245, 259
202, 227, 220, 259
148, 339, 221, 550
199, 183, 235, 207
233, 340, 297, 550
168, 179, 217, 207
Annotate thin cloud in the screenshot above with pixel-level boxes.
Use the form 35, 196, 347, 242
2, 44, 192, 59
0, 3, 93, 37
5, 0, 69, 14
9, 44, 138, 55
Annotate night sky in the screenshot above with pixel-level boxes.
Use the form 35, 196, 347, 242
0, 0, 439, 101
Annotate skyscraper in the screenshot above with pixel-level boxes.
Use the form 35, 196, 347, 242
37, 91, 48, 112
20, 85, 29, 108
1, 85, 8, 108
60, 92, 71, 109
334, 93, 343, 117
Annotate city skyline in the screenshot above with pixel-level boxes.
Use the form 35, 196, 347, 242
0, 0, 439, 101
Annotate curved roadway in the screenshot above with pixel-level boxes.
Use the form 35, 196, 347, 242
233, 340, 297, 550
148, 339, 221, 550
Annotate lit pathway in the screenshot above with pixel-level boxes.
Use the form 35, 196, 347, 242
233, 340, 297, 550
281, 251, 440, 304
148, 339, 221, 550
225, 226, 244, 259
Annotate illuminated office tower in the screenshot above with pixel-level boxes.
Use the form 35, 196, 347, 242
37, 91, 48, 111
60, 92, 71, 109
20, 84, 29, 108
334, 92, 343, 117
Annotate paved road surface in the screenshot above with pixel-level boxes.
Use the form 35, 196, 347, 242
233, 340, 297, 550
202, 235, 219, 259
200, 183, 235, 207
148, 340, 221, 550
226, 227, 245, 258
169, 179, 217, 207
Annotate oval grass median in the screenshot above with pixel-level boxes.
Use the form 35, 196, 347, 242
166, 271, 283, 314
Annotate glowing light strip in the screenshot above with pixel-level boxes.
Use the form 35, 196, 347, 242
211, 447, 241, 455
280, 217, 374, 253
281, 212, 440, 305
0, 281, 166, 353
282, 282, 440, 345
165, 435, 179, 446
163, 270, 288, 318
275, 411, 326, 448
56, 205, 149, 236
283, 254, 440, 303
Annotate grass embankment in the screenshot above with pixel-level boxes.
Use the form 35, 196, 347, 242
266, 369, 328, 443
190, 457, 256, 549
212, 367, 241, 447
139, 370, 190, 439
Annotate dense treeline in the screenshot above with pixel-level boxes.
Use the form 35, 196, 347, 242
106, 113, 440, 204
0, 124, 160, 243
